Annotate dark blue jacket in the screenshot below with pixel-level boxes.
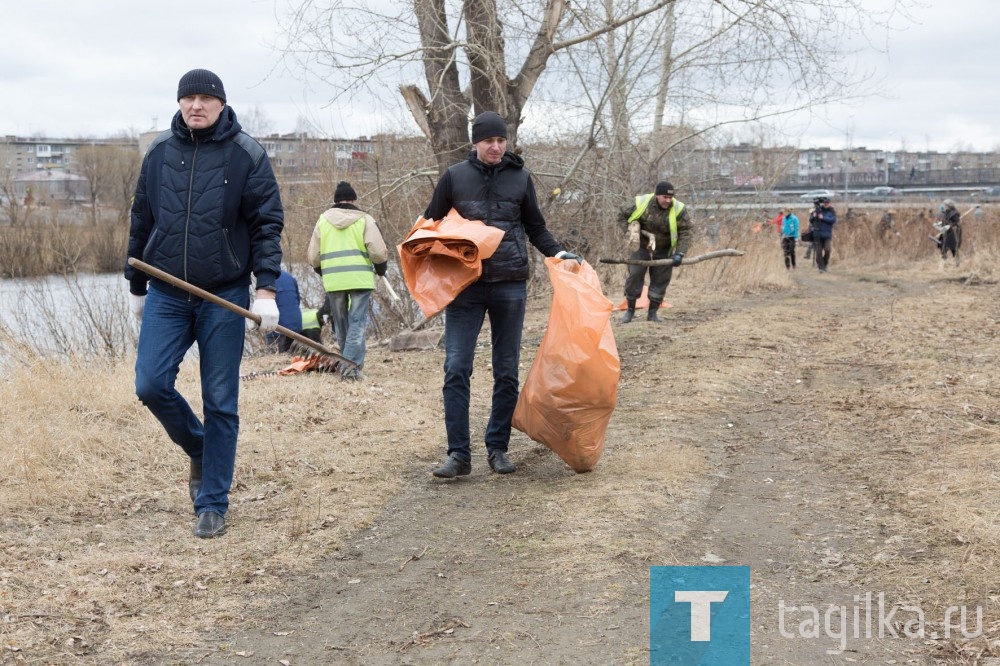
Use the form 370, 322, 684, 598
125, 106, 283, 297
424, 151, 562, 282
809, 206, 837, 240
274, 270, 302, 332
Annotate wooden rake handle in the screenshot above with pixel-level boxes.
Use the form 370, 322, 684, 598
128, 258, 355, 368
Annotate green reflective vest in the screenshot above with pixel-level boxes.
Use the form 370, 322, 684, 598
301, 308, 320, 330
319, 215, 375, 291
628, 194, 684, 253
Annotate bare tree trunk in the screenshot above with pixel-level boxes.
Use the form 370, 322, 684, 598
651, 2, 676, 139
464, 0, 513, 131
405, 0, 471, 172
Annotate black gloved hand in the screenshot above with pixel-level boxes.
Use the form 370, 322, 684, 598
373, 261, 388, 277
671, 252, 684, 267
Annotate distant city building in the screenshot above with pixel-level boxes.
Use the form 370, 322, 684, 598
3, 132, 998, 206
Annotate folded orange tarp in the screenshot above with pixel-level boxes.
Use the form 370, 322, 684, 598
397, 210, 505, 318
513, 258, 621, 473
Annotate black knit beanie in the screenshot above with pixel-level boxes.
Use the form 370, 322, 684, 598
471, 111, 508, 144
334, 181, 358, 203
655, 181, 675, 196
177, 69, 226, 103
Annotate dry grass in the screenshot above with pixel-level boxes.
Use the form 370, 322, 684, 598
2, 203, 1000, 662
0, 350, 446, 662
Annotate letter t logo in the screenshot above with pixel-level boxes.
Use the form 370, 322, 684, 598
675, 591, 729, 641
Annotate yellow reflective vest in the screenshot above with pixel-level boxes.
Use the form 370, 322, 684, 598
319, 215, 375, 291
301, 307, 320, 330
628, 194, 684, 253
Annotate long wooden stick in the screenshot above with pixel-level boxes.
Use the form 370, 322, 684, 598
128, 258, 356, 367
599, 249, 745, 266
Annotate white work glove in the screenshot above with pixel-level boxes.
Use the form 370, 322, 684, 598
647, 234, 657, 254
248, 297, 280, 333
627, 224, 641, 252
129, 293, 145, 321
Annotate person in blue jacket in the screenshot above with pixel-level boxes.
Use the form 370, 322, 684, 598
124, 69, 284, 539
779, 208, 800, 269
808, 197, 837, 272
266, 269, 303, 353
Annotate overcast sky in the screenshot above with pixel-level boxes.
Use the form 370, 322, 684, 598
1, 0, 995, 153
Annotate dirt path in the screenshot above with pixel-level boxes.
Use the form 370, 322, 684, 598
179, 266, 989, 665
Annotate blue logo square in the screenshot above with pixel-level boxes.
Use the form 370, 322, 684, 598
650, 566, 750, 665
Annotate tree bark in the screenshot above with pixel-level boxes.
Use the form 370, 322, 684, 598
408, 0, 470, 172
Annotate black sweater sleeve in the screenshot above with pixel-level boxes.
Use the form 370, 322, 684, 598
521, 176, 563, 257
423, 170, 453, 221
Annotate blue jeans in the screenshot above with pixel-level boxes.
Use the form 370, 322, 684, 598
135, 283, 247, 516
442, 280, 526, 462
326, 290, 371, 369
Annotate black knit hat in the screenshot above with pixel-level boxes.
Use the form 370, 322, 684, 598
471, 111, 508, 144
655, 181, 675, 196
334, 181, 357, 203
177, 69, 226, 103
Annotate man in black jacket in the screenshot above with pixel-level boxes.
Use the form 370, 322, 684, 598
424, 111, 580, 478
124, 69, 284, 538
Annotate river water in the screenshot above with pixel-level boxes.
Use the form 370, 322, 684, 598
0, 272, 136, 356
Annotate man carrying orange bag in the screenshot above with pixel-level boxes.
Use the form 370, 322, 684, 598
424, 111, 580, 478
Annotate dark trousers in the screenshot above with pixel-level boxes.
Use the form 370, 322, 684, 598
940, 227, 961, 258
624, 248, 674, 301
814, 238, 832, 271
781, 237, 796, 269
442, 280, 527, 462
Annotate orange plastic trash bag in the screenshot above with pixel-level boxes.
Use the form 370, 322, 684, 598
397, 210, 505, 318
512, 258, 621, 472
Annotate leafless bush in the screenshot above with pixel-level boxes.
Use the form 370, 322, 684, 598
1, 271, 137, 360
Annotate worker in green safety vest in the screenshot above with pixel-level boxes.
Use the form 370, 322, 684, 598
300, 306, 322, 344
616, 181, 694, 323
307, 180, 389, 380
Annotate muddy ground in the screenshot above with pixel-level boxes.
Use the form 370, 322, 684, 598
135, 258, 999, 666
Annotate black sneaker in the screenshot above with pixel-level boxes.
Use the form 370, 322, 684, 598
487, 450, 516, 474
193, 511, 226, 538
432, 454, 471, 478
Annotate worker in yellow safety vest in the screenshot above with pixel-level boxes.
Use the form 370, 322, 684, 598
306, 181, 389, 380
300, 306, 322, 344
616, 181, 694, 323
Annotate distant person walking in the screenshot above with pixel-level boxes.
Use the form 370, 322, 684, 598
125, 68, 284, 539
778, 208, 800, 269
808, 196, 837, 272
934, 199, 962, 260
